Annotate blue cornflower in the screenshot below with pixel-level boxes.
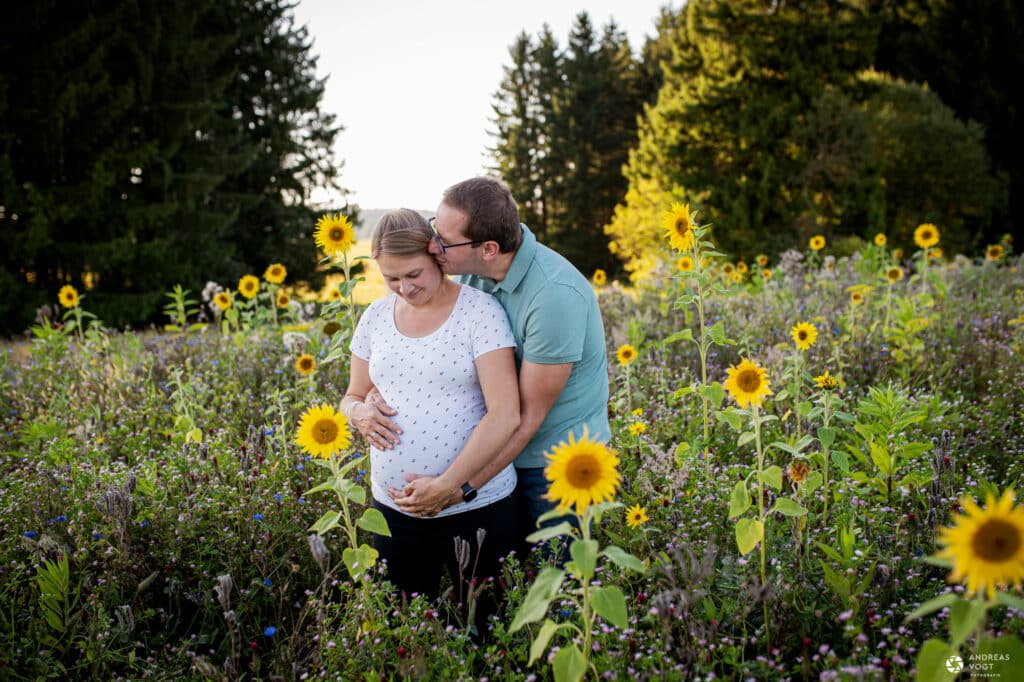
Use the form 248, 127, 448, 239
57, 515, 67, 523
24, 530, 37, 538
253, 513, 263, 521
264, 626, 277, 637
273, 493, 283, 503
264, 578, 272, 587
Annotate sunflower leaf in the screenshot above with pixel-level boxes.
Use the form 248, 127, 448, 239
355, 508, 391, 537
527, 619, 564, 666
902, 593, 960, 623
602, 546, 646, 573
949, 598, 987, 648
591, 585, 629, 628
526, 521, 575, 544
734, 518, 763, 556
510, 567, 565, 632
770, 498, 807, 516
763, 465, 783, 491
552, 644, 587, 682
995, 592, 1024, 612
913, 638, 958, 682
308, 510, 341, 535
569, 539, 599, 581
728, 481, 751, 519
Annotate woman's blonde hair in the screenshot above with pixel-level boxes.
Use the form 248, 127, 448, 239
371, 209, 432, 258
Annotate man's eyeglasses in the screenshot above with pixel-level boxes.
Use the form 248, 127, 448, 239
429, 217, 482, 254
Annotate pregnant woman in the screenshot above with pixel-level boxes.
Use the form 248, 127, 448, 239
339, 208, 519, 633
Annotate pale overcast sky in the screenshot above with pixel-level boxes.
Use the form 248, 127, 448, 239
291, 0, 672, 211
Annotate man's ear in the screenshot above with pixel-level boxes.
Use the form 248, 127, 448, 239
480, 241, 501, 260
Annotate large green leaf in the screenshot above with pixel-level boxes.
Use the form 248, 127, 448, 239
591, 585, 628, 628
728, 480, 751, 519
552, 644, 587, 682
770, 498, 808, 516
602, 545, 646, 573
356, 507, 391, 537
528, 619, 564, 665
734, 518, 763, 556
568, 539, 599, 582
914, 638, 957, 682
510, 567, 565, 632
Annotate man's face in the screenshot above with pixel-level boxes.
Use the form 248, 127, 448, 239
429, 202, 481, 276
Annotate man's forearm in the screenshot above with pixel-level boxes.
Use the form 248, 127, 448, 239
467, 414, 542, 489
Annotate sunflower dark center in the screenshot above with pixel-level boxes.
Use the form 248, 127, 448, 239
972, 519, 1021, 562
798, 331, 808, 341
567, 454, 601, 488
674, 219, 689, 234
312, 419, 338, 444
329, 228, 344, 241
737, 369, 761, 393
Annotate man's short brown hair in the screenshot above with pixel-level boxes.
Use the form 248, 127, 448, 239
441, 176, 522, 253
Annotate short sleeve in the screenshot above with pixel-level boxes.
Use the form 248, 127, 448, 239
349, 298, 383, 360
522, 284, 587, 364
469, 290, 516, 358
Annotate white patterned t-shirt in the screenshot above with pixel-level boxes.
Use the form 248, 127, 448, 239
350, 285, 518, 517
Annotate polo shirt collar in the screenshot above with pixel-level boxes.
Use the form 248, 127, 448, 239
493, 223, 536, 293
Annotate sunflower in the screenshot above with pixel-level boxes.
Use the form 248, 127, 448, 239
544, 428, 621, 514
724, 358, 772, 409
736, 261, 748, 274
315, 213, 356, 256
914, 223, 940, 249
850, 290, 865, 305
295, 404, 351, 459
874, 233, 887, 247
323, 321, 342, 337
788, 460, 810, 484
629, 422, 647, 436
936, 489, 1024, 601
987, 244, 1004, 261
761, 268, 772, 280
294, 354, 315, 376
756, 254, 769, 267
722, 263, 735, 276
886, 266, 904, 283
730, 271, 743, 283
328, 288, 342, 301
813, 370, 838, 390
809, 235, 826, 251
625, 504, 649, 530
662, 203, 695, 252
676, 255, 695, 272
928, 247, 943, 261
276, 291, 291, 309
893, 248, 904, 261
791, 322, 818, 350
213, 291, 233, 311
592, 269, 607, 286
264, 263, 287, 284
239, 275, 260, 300
58, 285, 80, 309
616, 344, 638, 366
631, 408, 644, 417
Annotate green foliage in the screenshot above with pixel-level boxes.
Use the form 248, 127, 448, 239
0, 0, 348, 333
489, 13, 644, 277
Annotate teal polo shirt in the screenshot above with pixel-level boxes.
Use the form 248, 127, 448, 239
460, 224, 611, 469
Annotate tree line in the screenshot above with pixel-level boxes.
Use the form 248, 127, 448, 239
0, 0, 348, 332
489, 0, 1021, 280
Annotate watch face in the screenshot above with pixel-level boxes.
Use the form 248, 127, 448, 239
461, 483, 477, 502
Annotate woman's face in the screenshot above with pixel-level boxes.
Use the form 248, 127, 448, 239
376, 252, 444, 306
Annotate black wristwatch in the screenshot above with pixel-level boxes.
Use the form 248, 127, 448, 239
460, 482, 478, 503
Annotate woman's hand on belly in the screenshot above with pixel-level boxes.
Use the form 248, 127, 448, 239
388, 474, 461, 517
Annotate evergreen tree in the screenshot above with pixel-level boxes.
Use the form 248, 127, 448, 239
0, 0, 346, 332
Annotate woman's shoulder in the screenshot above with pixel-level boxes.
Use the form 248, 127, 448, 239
459, 283, 502, 310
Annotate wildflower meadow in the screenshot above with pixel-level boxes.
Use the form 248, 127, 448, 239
2, 210, 1023, 681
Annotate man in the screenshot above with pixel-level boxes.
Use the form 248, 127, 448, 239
352, 176, 610, 540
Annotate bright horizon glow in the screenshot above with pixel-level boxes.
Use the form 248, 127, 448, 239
292, 0, 672, 212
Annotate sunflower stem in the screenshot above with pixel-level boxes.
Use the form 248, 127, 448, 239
753, 405, 771, 650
